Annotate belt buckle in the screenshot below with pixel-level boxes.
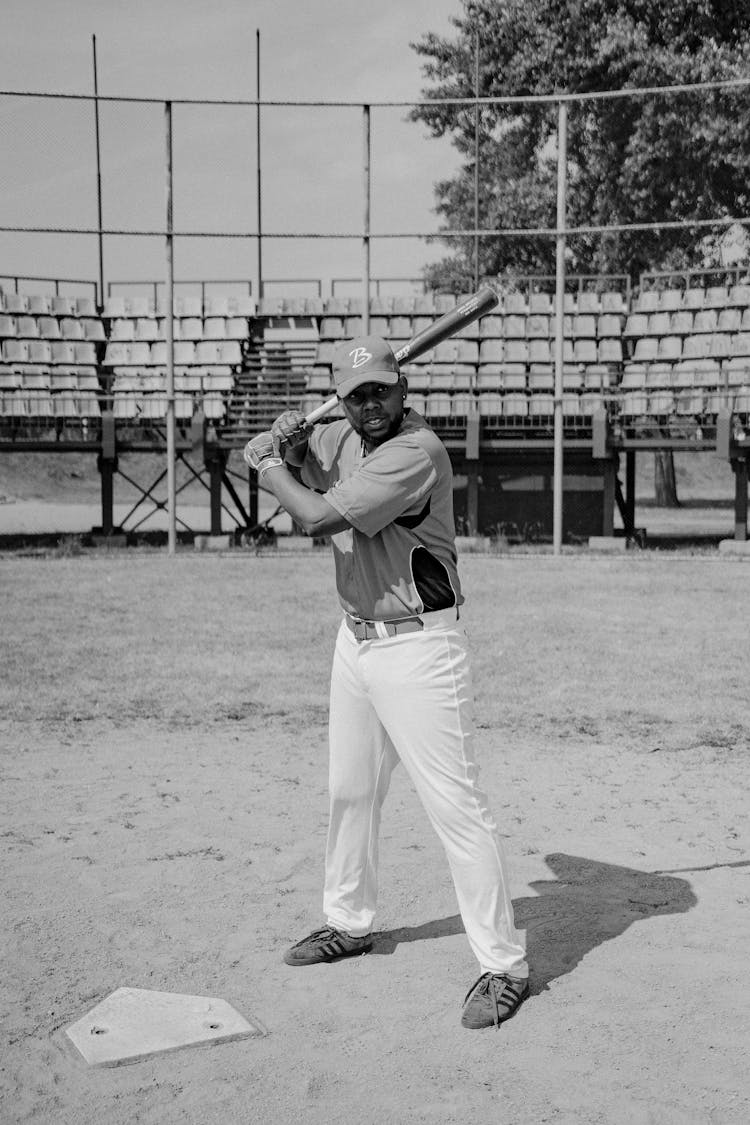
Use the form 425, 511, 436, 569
348, 616, 369, 642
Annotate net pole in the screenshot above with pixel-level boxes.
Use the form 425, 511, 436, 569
256, 30, 263, 303
473, 31, 480, 292
91, 35, 105, 309
362, 104, 371, 331
165, 100, 177, 556
553, 98, 568, 556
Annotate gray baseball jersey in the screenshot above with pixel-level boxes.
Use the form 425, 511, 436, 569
300, 409, 463, 621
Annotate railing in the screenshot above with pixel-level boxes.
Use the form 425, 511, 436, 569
0, 274, 98, 299
640, 265, 750, 291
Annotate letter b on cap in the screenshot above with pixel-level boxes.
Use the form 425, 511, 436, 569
349, 347, 372, 369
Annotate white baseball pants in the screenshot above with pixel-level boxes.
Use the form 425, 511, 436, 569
324, 608, 528, 978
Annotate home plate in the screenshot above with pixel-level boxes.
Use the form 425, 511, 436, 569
65, 987, 265, 1067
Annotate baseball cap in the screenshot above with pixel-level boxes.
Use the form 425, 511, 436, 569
332, 335, 400, 398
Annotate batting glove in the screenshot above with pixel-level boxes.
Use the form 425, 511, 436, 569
271, 410, 314, 456
243, 431, 284, 477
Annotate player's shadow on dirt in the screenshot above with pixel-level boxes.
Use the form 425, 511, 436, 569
372, 852, 697, 993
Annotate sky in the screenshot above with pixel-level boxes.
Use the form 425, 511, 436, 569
0, 0, 465, 300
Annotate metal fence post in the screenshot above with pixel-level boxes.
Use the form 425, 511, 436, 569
165, 101, 177, 556
91, 35, 105, 311
473, 31, 480, 292
553, 98, 568, 556
256, 29, 263, 304
363, 104, 371, 330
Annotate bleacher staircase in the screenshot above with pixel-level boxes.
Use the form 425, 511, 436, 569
222, 317, 315, 442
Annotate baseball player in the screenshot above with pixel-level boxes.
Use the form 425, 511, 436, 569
244, 335, 528, 1028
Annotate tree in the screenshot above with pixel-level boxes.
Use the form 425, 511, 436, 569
654, 448, 680, 507
410, 0, 750, 290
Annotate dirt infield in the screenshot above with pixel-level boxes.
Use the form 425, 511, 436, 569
1, 552, 749, 1124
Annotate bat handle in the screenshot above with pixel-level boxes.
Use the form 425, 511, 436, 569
305, 394, 339, 424
242, 396, 338, 465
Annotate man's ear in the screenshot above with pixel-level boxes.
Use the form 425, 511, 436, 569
399, 375, 408, 398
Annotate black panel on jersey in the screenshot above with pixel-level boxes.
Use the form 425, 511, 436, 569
395, 497, 431, 529
411, 545, 456, 611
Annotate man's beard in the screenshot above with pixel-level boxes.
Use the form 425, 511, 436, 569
354, 406, 405, 447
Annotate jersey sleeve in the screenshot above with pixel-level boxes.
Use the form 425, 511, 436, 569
298, 423, 337, 492
323, 440, 437, 538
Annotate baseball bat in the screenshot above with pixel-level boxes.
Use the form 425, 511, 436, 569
303, 284, 499, 424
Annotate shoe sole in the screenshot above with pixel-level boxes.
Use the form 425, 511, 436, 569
283, 940, 373, 967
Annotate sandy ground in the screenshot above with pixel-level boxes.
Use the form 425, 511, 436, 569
0, 496, 290, 537
0, 499, 273, 537
0, 496, 738, 542
0, 444, 742, 541
3, 721, 748, 1124
1, 554, 749, 1124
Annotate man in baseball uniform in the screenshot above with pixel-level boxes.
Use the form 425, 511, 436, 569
244, 335, 528, 1028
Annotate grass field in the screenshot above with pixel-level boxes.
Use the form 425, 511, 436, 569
1, 551, 749, 1124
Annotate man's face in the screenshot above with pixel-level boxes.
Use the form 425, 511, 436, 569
341, 379, 405, 447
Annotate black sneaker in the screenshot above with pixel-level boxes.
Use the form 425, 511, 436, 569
283, 926, 373, 966
461, 972, 529, 1029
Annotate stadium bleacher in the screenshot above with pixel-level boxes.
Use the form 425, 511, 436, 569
2, 275, 750, 443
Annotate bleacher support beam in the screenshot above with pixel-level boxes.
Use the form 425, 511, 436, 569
205, 445, 227, 537
716, 408, 749, 541
591, 407, 609, 460
591, 406, 617, 537
601, 461, 616, 537
732, 459, 748, 542
95, 411, 117, 537
716, 409, 733, 462
247, 473, 259, 531
625, 450, 636, 539
465, 412, 480, 537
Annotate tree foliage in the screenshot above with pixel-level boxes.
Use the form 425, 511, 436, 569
411, 1, 750, 289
